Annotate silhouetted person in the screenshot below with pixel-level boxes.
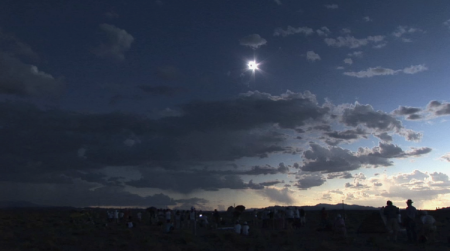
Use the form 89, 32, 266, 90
384, 200, 400, 241
213, 209, 220, 228
404, 199, 417, 242
242, 221, 249, 235
300, 208, 306, 226
333, 214, 346, 237
420, 211, 436, 242
234, 221, 242, 234
320, 207, 328, 228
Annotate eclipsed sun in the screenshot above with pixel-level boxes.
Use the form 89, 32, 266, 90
248, 60, 259, 71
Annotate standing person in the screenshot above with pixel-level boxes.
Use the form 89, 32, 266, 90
165, 209, 172, 224
175, 211, 181, 229
242, 221, 250, 235
384, 201, 400, 242
213, 209, 220, 229
420, 211, 436, 242
234, 221, 242, 234
286, 207, 294, 229
300, 208, 306, 226
190, 207, 197, 235
333, 214, 347, 237
114, 210, 119, 223
137, 211, 142, 222
320, 207, 328, 229
404, 199, 417, 242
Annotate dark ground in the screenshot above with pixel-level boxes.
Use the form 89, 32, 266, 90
1, 208, 450, 251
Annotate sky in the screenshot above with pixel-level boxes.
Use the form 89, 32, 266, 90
1, 0, 450, 210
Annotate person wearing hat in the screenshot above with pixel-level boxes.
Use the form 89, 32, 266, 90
404, 199, 417, 242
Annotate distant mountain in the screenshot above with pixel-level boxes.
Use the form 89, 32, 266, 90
257, 203, 379, 211
0, 201, 45, 208
302, 203, 378, 211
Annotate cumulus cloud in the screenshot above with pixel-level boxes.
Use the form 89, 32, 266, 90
0, 52, 63, 97
258, 187, 294, 204
321, 169, 450, 206
324, 35, 385, 48
343, 58, 353, 65
392, 26, 425, 42
295, 172, 326, 189
403, 64, 428, 74
298, 142, 431, 173
444, 19, 450, 29
0, 89, 435, 199
316, 27, 331, 37
343, 64, 427, 78
93, 24, 134, 60
347, 51, 363, 57
363, 16, 372, 22
426, 100, 450, 117
324, 4, 338, 9
0, 31, 62, 97
0, 30, 38, 60
273, 26, 314, 37
327, 172, 353, 179
239, 34, 267, 49
441, 153, 450, 162
306, 51, 321, 61
341, 28, 351, 34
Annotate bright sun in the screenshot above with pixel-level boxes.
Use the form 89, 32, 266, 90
248, 60, 259, 71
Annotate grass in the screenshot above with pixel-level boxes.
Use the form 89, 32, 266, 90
0, 208, 449, 251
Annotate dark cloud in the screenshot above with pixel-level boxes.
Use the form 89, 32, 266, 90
0, 30, 38, 60
259, 180, 283, 186
426, 101, 450, 116
93, 24, 134, 60
327, 172, 353, 179
294, 172, 326, 189
299, 143, 431, 173
0, 90, 432, 196
0, 181, 176, 207
300, 143, 362, 173
392, 106, 422, 115
0, 52, 63, 97
242, 163, 289, 175
375, 132, 392, 142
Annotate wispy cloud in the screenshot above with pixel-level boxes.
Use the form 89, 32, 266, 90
344, 64, 427, 78
274, 26, 314, 37
306, 51, 321, 61
363, 16, 372, 22
324, 35, 385, 48
324, 4, 338, 9
239, 34, 267, 49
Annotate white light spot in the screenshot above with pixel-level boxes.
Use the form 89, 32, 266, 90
248, 60, 259, 71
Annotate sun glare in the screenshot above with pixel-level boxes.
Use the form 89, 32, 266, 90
248, 60, 259, 71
